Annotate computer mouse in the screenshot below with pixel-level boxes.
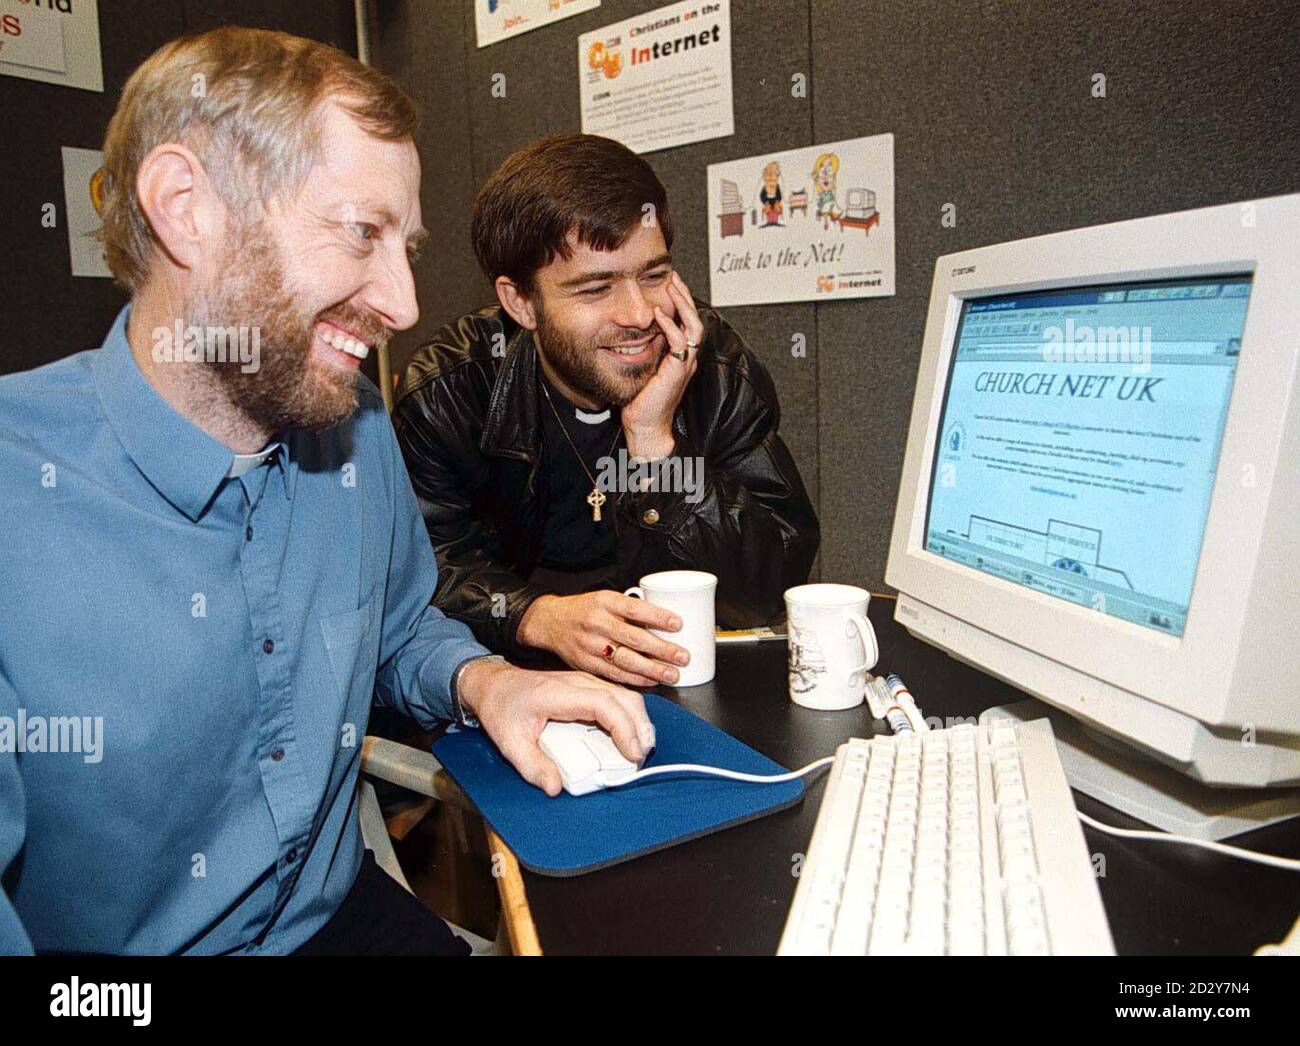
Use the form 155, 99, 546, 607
538, 721, 645, 796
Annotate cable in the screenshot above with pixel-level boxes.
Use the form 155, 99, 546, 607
612, 756, 836, 788
1077, 810, 1300, 872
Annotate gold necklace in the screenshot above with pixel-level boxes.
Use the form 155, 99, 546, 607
540, 382, 622, 522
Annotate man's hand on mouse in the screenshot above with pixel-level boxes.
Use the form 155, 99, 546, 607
457, 659, 654, 797
517, 590, 691, 688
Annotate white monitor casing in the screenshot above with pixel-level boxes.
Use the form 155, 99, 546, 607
886, 194, 1300, 789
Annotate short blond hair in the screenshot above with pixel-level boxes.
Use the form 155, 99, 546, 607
99, 26, 417, 293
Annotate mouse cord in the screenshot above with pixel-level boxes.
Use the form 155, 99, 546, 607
618, 756, 836, 787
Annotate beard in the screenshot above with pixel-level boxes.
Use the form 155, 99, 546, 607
534, 297, 663, 407
188, 217, 389, 434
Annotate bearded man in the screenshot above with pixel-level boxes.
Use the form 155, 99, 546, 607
395, 134, 819, 690
0, 30, 654, 956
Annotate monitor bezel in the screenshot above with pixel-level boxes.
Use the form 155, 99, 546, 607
886, 196, 1300, 727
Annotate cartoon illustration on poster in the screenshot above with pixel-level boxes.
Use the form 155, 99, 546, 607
61, 146, 111, 278
708, 134, 895, 307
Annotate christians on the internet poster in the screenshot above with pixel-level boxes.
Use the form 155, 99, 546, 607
579, 0, 733, 155
707, 134, 896, 307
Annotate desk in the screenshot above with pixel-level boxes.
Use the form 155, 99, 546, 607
517, 596, 1300, 955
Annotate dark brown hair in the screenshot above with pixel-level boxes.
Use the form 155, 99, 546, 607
471, 134, 674, 294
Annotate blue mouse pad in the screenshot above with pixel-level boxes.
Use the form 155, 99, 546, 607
432, 694, 805, 876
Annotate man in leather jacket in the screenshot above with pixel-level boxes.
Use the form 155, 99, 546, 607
394, 134, 818, 689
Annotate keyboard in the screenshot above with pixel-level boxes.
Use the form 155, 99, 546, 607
779, 719, 1114, 955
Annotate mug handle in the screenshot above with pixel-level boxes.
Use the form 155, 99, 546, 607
849, 613, 879, 677
624, 586, 644, 599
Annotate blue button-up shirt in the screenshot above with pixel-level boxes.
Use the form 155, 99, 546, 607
0, 306, 488, 954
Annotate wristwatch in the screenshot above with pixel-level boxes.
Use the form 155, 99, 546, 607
451, 654, 506, 728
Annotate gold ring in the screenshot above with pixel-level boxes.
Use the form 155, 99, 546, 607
602, 642, 620, 662
670, 348, 688, 361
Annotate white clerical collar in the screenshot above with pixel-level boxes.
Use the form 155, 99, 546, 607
574, 406, 612, 425
226, 444, 278, 478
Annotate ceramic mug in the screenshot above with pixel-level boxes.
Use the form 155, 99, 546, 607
784, 583, 879, 710
624, 570, 717, 686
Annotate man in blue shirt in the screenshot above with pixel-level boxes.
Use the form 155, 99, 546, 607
0, 27, 653, 955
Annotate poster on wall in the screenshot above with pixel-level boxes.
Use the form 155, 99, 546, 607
61, 146, 111, 279
0, 0, 102, 93
578, 0, 733, 155
476, 0, 600, 48
707, 133, 896, 307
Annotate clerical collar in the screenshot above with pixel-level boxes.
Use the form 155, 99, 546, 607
540, 374, 611, 425
574, 405, 612, 425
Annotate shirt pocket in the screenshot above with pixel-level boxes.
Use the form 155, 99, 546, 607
318, 598, 378, 724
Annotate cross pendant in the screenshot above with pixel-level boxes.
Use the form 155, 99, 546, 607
586, 487, 606, 522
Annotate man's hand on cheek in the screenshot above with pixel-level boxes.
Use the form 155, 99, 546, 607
457, 660, 655, 797
620, 271, 704, 460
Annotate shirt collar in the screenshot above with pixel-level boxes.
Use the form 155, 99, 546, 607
93, 305, 245, 521
540, 370, 612, 425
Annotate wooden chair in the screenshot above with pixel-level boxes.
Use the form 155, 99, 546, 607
357, 734, 541, 955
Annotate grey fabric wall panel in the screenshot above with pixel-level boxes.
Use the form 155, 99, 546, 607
381, 0, 822, 508
810, 0, 1300, 590
180, 0, 358, 43
375, 0, 481, 367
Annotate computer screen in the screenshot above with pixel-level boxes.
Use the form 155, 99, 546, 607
924, 275, 1253, 638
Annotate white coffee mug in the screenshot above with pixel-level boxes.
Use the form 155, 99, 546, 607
784, 583, 879, 710
624, 570, 717, 686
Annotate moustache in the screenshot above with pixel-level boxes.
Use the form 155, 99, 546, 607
602, 330, 664, 348
318, 306, 390, 350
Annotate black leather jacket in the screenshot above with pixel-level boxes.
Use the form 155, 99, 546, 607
393, 304, 819, 658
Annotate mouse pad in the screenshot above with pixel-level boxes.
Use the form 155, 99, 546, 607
432, 694, 805, 876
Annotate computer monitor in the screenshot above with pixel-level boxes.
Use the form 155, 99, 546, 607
886, 194, 1300, 839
